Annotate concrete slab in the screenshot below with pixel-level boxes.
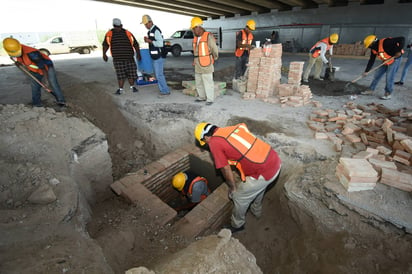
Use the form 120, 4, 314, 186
325, 181, 412, 233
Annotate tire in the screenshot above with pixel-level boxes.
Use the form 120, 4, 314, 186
171, 45, 182, 57
39, 49, 50, 56
80, 47, 91, 54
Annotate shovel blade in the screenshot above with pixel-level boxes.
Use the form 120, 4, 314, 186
324, 67, 336, 81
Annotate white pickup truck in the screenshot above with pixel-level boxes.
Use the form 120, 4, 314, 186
32, 32, 99, 56
164, 28, 221, 57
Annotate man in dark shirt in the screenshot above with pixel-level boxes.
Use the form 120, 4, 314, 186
361, 35, 404, 100
103, 18, 141, 95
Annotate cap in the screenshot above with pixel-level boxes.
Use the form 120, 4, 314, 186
141, 14, 152, 24
113, 18, 122, 27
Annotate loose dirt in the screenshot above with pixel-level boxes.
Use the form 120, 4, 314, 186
1, 52, 411, 273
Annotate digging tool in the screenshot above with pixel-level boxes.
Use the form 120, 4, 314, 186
11, 58, 53, 93
324, 58, 335, 81
344, 56, 394, 93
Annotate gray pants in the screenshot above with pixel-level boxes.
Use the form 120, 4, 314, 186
231, 167, 281, 228
195, 72, 214, 103
303, 53, 324, 81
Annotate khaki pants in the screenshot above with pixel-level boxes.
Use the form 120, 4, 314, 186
303, 53, 324, 81
195, 72, 214, 103
231, 167, 281, 228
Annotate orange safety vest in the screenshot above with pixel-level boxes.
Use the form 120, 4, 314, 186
193, 31, 214, 67
214, 123, 271, 181
310, 37, 333, 58
105, 29, 135, 53
182, 176, 210, 202
15, 45, 51, 75
235, 29, 253, 57
371, 38, 402, 66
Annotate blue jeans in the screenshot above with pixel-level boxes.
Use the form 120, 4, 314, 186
152, 57, 170, 94
31, 66, 65, 106
398, 50, 412, 82
369, 57, 401, 95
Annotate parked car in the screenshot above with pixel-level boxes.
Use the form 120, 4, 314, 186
164, 28, 221, 57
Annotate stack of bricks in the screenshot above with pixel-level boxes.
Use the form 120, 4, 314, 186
182, 80, 227, 98
333, 42, 370, 56
335, 157, 379, 192
243, 44, 282, 100
276, 61, 313, 107
242, 44, 312, 107
243, 47, 263, 100
307, 102, 412, 192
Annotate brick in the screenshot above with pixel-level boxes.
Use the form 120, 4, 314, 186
339, 157, 378, 178
380, 168, 412, 192
400, 139, 412, 154
368, 158, 397, 173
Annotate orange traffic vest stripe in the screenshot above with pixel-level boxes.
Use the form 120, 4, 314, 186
214, 123, 272, 181
16, 45, 51, 75
105, 29, 135, 54
183, 176, 210, 202
235, 29, 253, 57
193, 31, 214, 67
310, 37, 332, 58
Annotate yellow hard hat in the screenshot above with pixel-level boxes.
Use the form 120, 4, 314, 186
172, 172, 187, 191
191, 17, 203, 29
329, 33, 339, 44
194, 122, 212, 146
3, 37, 22, 57
141, 14, 152, 25
364, 35, 377, 48
246, 19, 256, 31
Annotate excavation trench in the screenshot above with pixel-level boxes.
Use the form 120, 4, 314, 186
60, 66, 411, 273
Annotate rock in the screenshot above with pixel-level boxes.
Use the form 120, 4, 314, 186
27, 184, 57, 204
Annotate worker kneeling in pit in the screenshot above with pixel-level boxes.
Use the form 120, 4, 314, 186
171, 171, 210, 212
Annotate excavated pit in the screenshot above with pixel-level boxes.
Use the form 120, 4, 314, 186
61, 64, 411, 273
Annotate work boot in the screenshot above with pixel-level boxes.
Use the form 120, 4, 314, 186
223, 224, 245, 234
380, 94, 391, 100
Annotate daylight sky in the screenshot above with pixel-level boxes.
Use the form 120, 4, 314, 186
0, 0, 191, 37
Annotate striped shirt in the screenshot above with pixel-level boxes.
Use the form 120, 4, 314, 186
103, 28, 138, 61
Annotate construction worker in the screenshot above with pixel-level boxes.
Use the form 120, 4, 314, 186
234, 19, 256, 80
191, 17, 219, 105
302, 33, 339, 83
194, 122, 282, 233
171, 171, 210, 212
361, 35, 404, 100
394, 40, 411, 86
141, 14, 171, 97
3, 37, 66, 107
103, 18, 141, 95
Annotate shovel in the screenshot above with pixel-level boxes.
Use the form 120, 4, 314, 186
11, 58, 53, 93
344, 56, 394, 93
324, 58, 335, 81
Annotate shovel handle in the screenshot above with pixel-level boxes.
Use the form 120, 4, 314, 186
12, 58, 53, 93
351, 56, 395, 84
